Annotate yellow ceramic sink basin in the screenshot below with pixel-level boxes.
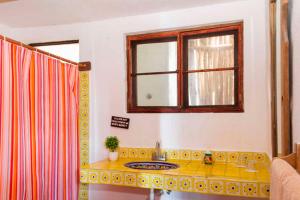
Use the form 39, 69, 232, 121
124, 161, 179, 170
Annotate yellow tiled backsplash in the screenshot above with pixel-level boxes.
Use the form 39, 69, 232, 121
118, 147, 270, 163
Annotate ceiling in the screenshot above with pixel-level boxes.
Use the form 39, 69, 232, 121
0, 0, 242, 28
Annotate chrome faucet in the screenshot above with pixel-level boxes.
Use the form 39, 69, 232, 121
152, 141, 167, 161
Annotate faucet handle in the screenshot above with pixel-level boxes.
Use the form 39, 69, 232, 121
155, 141, 160, 149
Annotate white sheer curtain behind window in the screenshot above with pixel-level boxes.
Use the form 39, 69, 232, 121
188, 35, 235, 106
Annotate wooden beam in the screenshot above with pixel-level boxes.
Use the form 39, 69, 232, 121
281, 0, 292, 156
296, 143, 300, 173
0, 0, 17, 2
270, 0, 278, 157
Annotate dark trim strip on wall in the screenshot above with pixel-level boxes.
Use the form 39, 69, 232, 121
29, 40, 79, 47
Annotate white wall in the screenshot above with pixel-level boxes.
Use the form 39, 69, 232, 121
2, 0, 271, 199
0, 24, 12, 36
290, 0, 300, 145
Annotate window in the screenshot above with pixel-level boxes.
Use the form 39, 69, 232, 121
30, 40, 80, 62
127, 22, 243, 113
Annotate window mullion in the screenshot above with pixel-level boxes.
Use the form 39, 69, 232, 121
178, 32, 184, 110
183, 67, 237, 74
132, 70, 178, 76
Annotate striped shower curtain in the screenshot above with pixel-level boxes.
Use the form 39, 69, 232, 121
0, 39, 79, 199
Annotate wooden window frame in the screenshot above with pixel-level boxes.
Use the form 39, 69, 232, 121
127, 22, 244, 113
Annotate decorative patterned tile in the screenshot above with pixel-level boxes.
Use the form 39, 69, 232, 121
80, 183, 89, 191
118, 148, 129, 158
239, 152, 253, 164
128, 148, 139, 158
227, 152, 239, 163
254, 153, 266, 162
151, 175, 164, 189
79, 72, 89, 200
79, 130, 88, 141
80, 121, 89, 132
226, 181, 241, 196
124, 173, 137, 186
100, 171, 111, 184
166, 149, 180, 160
111, 172, 124, 185
114, 148, 269, 164
179, 176, 193, 192
88, 171, 100, 184
242, 182, 258, 197
138, 148, 149, 159
79, 110, 89, 120
137, 174, 150, 188
80, 139, 89, 149
79, 189, 89, 200
164, 176, 178, 190
194, 177, 208, 193
180, 150, 191, 160
213, 151, 227, 162
209, 180, 224, 194
80, 170, 89, 183
191, 150, 203, 161
259, 183, 270, 198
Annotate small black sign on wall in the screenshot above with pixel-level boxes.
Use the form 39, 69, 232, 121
111, 116, 130, 129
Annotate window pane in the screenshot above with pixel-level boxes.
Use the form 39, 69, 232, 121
188, 71, 235, 106
137, 41, 177, 73
187, 35, 234, 70
137, 74, 177, 106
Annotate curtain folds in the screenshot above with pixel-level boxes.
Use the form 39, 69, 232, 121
188, 35, 235, 106
0, 39, 79, 200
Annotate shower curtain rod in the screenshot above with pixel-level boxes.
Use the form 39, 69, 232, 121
0, 34, 79, 66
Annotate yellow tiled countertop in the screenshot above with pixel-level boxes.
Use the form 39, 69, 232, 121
80, 148, 270, 198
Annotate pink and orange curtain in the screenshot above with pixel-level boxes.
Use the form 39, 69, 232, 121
0, 39, 79, 200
